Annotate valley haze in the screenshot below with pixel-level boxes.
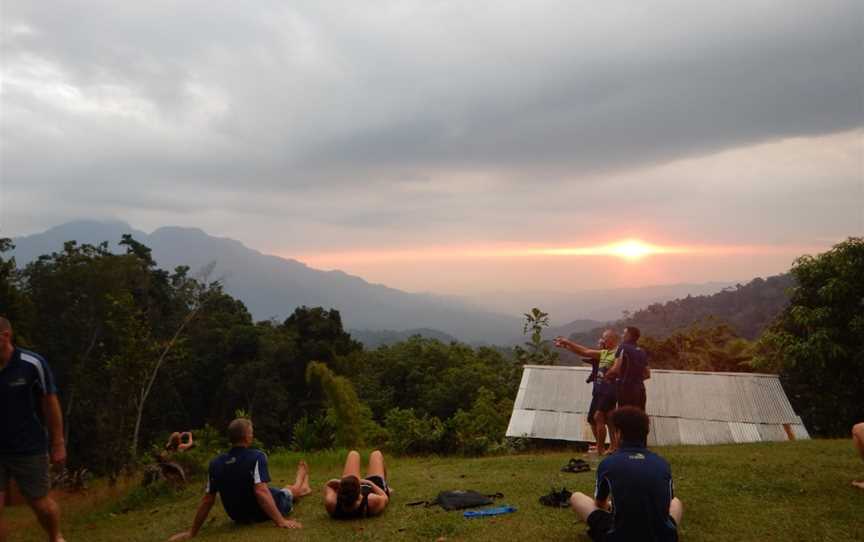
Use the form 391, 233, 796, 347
9, 220, 745, 345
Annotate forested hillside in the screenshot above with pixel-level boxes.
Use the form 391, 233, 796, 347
1, 234, 859, 480
571, 273, 794, 343
0, 236, 517, 475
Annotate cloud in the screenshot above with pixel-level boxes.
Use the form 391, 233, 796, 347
1, 1, 862, 264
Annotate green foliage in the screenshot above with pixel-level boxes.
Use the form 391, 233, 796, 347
383, 408, 449, 455
290, 415, 335, 452
0, 238, 35, 344
351, 337, 520, 423
571, 274, 795, 346
514, 307, 559, 365
639, 320, 757, 372
755, 237, 864, 436
306, 361, 380, 448
450, 388, 513, 455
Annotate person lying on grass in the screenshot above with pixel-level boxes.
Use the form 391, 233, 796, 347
570, 406, 683, 542
168, 418, 311, 541
324, 450, 391, 519
853, 422, 864, 490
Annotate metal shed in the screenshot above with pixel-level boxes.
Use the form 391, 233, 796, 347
506, 365, 809, 446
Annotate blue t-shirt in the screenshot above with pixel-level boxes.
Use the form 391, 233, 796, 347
207, 447, 273, 523
0, 348, 59, 456
595, 442, 677, 542
615, 342, 648, 386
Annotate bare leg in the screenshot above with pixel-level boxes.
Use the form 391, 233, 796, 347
366, 450, 386, 479
28, 496, 64, 542
595, 412, 608, 455
570, 491, 600, 523
342, 450, 361, 479
853, 423, 864, 489
669, 497, 684, 526
285, 460, 312, 498
0, 491, 7, 542
606, 414, 619, 453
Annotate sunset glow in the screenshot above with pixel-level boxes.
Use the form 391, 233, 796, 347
290, 239, 812, 267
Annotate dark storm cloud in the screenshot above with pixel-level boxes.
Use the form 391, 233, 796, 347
1, 0, 862, 247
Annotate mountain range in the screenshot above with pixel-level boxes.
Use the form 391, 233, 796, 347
8, 220, 745, 345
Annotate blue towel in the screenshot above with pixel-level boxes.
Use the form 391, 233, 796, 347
463, 505, 517, 518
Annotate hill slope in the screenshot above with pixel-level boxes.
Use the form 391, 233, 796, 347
571, 273, 794, 342
9, 221, 520, 344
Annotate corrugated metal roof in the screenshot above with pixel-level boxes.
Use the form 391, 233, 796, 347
506, 365, 809, 445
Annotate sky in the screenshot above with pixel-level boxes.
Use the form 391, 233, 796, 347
1, 1, 862, 295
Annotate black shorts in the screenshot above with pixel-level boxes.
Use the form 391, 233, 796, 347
587, 510, 678, 542
617, 384, 646, 411
586, 510, 614, 542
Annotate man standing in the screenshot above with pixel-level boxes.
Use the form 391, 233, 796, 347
169, 418, 311, 541
0, 316, 66, 542
606, 326, 649, 411
570, 406, 683, 542
554, 330, 619, 454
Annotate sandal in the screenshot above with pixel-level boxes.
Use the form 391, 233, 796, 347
561, 458, 591, 473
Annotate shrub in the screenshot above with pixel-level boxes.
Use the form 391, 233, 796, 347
291, 414, 336, 452
450, 388, 512, 456
384, 408, 449, 455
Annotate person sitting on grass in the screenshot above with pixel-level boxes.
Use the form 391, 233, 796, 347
570, 406, 683, 542
324, 450, 390, 519
853, 422, 864, 490
168, 418, 311, 541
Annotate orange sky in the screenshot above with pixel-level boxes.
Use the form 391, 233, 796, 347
288, 239, 828, 294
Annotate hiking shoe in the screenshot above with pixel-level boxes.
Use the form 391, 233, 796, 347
539, 487, 573, 507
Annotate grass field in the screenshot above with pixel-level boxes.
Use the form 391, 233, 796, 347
7, 440, 863, 541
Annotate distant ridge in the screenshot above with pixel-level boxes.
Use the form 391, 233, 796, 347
570, 273, 794, 343
9, 221, 521, 344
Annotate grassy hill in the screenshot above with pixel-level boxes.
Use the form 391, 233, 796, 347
9, 440, 861, 541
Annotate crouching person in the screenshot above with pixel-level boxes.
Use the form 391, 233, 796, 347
168, 419, 311, 541
570, 406, 683, 541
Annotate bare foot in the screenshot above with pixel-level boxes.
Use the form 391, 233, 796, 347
296, 460, 312, 497
852, 480, 864, 490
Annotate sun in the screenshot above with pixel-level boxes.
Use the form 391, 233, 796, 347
606, 240, 655, 261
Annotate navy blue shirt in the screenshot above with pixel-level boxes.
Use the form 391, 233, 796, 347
207, 447, 272, 523
0, 348, 59, 456
615, 342, 649, 386
595, 442, 677, 542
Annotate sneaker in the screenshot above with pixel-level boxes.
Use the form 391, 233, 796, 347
539, 487, 573, 507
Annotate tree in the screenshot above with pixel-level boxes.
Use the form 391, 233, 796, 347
755, 237, 864, 436
514, 308, 559, 365
306, 361, 376, 448
0, 239, 34, 341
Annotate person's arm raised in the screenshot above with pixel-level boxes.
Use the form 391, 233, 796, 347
254, 483, 302, 529
168, 493, 216, 541
553, 337, 602, 359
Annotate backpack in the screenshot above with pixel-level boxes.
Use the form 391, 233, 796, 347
407, 490, 504, 511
